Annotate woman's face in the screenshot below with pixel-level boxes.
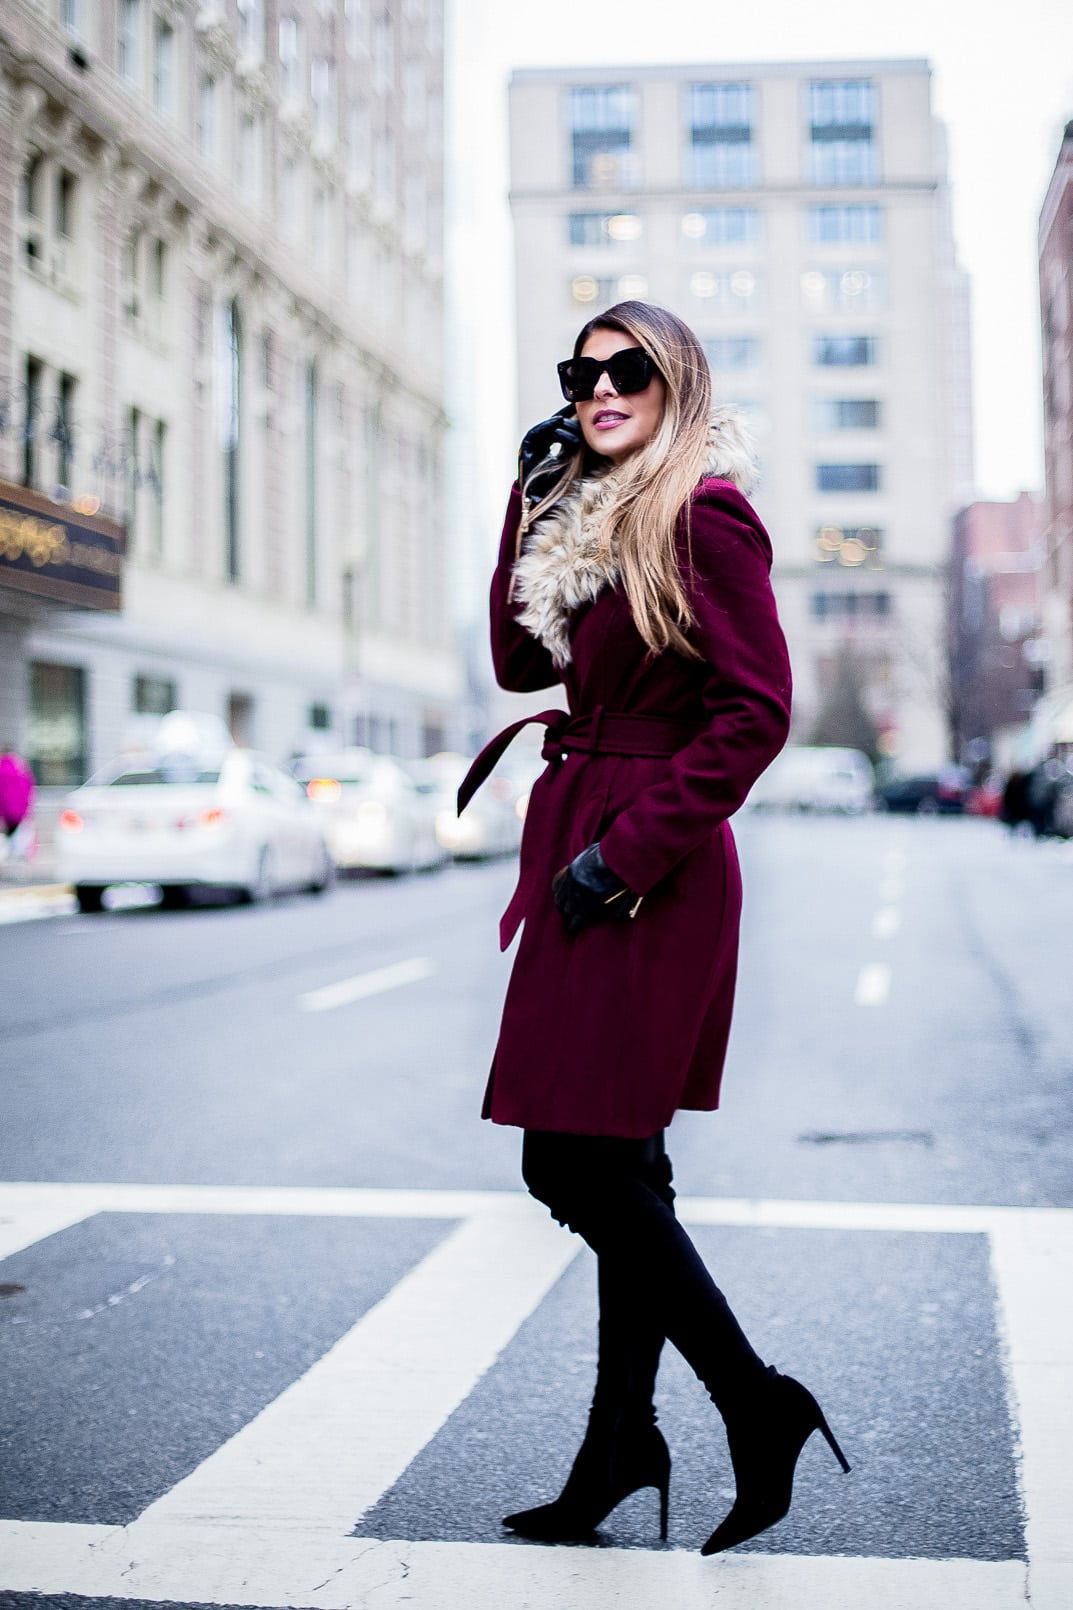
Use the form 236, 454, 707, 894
575, 330, 666, 464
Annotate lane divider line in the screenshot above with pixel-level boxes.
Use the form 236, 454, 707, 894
872, 906, 901, 939
855, 962, 891, 1006
297, 956, 436, 1013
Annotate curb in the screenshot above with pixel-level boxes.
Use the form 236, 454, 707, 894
0, 881, 72, 901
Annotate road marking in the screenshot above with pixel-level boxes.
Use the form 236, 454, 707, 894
871, 905, 901, 939
0, 1527, 1032, 1609
138, 1209, 577, 1534
297, 956, 436, 1012
854, 962, 890, 1005
1, 1185, 1071, 1607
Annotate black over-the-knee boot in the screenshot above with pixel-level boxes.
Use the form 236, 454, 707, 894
506, 1129, 849, 1551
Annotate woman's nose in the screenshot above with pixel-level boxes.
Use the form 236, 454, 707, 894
592, 367, 618, 399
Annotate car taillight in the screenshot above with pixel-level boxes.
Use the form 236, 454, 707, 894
307, 778, 342, 802
59, 809, 84, 832
515, 793, 530, 821
198, 807, 227, 828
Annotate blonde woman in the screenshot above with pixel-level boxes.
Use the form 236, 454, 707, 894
459, 302, 849, 1553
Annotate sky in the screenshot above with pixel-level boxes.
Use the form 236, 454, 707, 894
445, 0, 1073, 592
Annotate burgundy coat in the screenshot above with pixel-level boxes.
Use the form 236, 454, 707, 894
481, 477, 792, 1138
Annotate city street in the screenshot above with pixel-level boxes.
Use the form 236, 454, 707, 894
1, 812, 1071, 1608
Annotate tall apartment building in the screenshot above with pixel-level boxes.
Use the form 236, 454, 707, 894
509, 60, 973, 768
1039, 119, 1073, 696
0, 0, 459, 788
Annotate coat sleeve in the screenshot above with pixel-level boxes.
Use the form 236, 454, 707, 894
489, 485, 561, 693
599, 482, 792, 896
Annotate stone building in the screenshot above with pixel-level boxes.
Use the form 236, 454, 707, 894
1039, 119, 1073, 697
508, 59, 974, 769
0, 0, 460, 787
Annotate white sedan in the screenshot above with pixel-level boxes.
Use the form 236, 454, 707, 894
291, 750, 447, 874
57, 750, 334, 912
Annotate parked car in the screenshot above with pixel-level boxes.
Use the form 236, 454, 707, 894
747, 745, 874, 813
413, 751, 523, 860
57, 748, 333, 912
876, 765, 971, 815
290, 749, 446, 874
965, 775, 1004, 818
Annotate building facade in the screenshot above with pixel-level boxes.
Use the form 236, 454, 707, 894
1039, 119, 1073, 697
0, 0, 460, 788
948, 494, 1045, 771
509, 59, 974, 769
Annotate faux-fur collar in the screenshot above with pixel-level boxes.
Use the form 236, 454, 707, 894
512, 406, 758, 668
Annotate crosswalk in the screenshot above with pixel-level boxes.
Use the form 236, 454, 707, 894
1, 1180, 1071, 1609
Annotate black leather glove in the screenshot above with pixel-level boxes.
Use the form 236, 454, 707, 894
552, 842, 640, 937
518, 406, 583, 499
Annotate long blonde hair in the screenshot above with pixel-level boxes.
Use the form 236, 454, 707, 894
521, 302, 713, 659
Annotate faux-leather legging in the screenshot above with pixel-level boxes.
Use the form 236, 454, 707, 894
521, 1128, 768, 1421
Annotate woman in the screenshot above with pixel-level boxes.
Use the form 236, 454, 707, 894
459, 302, 849, 1554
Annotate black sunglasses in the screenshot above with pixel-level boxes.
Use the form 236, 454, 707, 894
557, 346, 658, 403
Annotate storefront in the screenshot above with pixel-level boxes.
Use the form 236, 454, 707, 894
0, 479, 125, 786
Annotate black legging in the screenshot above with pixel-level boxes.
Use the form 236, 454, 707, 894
522, 1129, 767, 1422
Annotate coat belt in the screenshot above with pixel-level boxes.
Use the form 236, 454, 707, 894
457, 707, 702, 816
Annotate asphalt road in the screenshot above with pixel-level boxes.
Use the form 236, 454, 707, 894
1, 812, 1071, 1609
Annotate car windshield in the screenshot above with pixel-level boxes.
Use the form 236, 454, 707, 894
105, 766, 221, 786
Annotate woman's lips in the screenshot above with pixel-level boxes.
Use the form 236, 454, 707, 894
593, 411, 629, 430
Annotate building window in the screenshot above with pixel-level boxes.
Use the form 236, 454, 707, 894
118, 0, 141, 82
237, 113, 261, 200
197, 75, 217, 159
373, 13, 394, 90
217, 300, 242, 582
308, 701, 332, 731
568, 211, 643, 246
23, 356, 43, 487
814, 334, 877, 367
62, 0, 87, 41
28, 661, 87, 787
237, 0, 263, 58
704, 337, 761, 372
682, 206, 760, 245
374, 131, 395, 207
808, 203, 882, 244
809, 590, 891, 620
152, 18, 174, 115
801, 267, 885, 312
57, 373, 76, 490
150, 419, 165, 555
305, 359, 318, 605
814, 398, 881, 431
279, 15, 304, 101
349, 100, 371, 177
690, 268, 760, 312
311, 57, 336, 141
815, 524, 884, 566
569, 85, 637, 190
686, 82, 755, 189
279, 155, 302, 240
816, 463, 881, 492
345, 0, 367, 56
133, 673, 177, 715
570, 274, 618, 305
808, 79, 877, 186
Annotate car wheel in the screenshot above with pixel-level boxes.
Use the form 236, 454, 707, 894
245, 847, 275, 904
74, 884, 106, 914
159, 885, 189, 910
308, 847, 335, 895
916, 797, 939, 816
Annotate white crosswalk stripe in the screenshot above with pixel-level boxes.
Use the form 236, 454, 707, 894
1, 1181, 1071, 1610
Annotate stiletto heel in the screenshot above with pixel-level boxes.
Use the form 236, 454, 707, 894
503, 1418, 671, 1542
816, 1409, 851, 1473
700, 1371, 850, 1557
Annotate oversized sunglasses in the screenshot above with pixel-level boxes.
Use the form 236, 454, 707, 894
556, 346, 658, 403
